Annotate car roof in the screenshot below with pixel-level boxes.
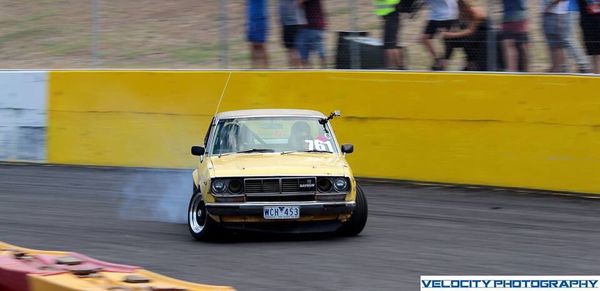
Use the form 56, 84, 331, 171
216, 109, 326, 119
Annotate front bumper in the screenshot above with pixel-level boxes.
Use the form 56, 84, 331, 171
205, 201, 355, 216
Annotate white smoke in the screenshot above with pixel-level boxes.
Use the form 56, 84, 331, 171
118, 170, 191, 224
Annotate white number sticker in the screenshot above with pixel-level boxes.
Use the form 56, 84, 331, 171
304, 140, 334, 152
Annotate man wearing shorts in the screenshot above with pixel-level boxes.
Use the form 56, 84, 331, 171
420, 0, 458, 70
279, 0, 307, 68
501, 0, 529, 72
542, 0, 569, 72
297, 0, 327, 68
247, 0, 269, 68
375, 0, 404, 69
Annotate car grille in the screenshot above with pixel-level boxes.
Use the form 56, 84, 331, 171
243, 177, 317, 202
244, 177, 316, 194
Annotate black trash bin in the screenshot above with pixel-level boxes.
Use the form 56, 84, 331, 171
335, 31, 386, 69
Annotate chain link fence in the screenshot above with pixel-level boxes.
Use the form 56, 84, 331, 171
0, 0, 597, 73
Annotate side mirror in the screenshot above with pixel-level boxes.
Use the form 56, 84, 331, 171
341, 144, 354, 154
191, 146, 205, 156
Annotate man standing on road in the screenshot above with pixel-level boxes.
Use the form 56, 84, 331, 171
247, 0, 269, 68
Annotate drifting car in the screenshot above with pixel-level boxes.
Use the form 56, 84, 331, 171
188, 109, 367, 240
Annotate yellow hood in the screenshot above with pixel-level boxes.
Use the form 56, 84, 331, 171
208, 153, 350, 177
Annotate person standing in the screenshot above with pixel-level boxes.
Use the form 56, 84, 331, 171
542, 0, 569, 73
297, 0, 327, 68
247, 0, 269, 68
419, 0, 458, 70
566, 0, 591, 72
374, 0, 405, 69
441, 0, 490, 71
279, 0, 307, 68
501, 0, 529, 72
576, 0, 600, 73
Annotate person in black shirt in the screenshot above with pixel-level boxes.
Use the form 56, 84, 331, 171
577, 0, 600, 73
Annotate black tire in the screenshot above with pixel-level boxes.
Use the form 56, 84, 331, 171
187, 191, 220, 241
338, 184, 368, 236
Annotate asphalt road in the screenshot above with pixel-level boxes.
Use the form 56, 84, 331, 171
2, 163, 600, 290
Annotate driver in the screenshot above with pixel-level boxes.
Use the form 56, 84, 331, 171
220, 123, 240, 153
288, 121, 312, 150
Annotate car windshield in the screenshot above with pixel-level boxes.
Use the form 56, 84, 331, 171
209, 116, 338, 155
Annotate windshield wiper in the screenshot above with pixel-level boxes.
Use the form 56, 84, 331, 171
236, 148, 275, 153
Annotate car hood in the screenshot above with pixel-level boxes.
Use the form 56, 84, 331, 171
208, 153, 350, 177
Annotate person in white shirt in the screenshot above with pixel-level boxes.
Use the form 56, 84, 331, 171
542, 0, 569, 72
420, 0, 458, 70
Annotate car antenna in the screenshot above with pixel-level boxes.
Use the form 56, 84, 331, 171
214, 71, 232, 115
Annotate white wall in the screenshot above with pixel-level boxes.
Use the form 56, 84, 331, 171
0, 71, 47, 161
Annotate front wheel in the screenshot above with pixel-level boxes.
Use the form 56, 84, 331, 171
188, 192, 219, 241
338, 184, 368, 236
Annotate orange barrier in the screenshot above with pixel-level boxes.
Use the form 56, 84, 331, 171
0, 241, 234, 291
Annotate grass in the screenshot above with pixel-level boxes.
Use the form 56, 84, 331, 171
170, 44, 220, 65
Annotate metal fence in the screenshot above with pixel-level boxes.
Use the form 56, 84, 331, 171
0, 0, 596, 73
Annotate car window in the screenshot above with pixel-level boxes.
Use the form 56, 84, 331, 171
210, 117, 338, 154
203, 117, 214, 147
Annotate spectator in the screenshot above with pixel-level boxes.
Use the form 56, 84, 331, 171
279, 0, 307, 68
501, 0, 529, 72
440, 0, 489, 71
297, 0, 327, 68
566, 0, 591, 72
419, 0, 458, 70
247, 0, 269, 68
576, 0, 600, 73
374, 0, 405, 69
542, 0, 569, 73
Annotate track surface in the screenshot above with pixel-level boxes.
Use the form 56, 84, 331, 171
2, 164, 600, 290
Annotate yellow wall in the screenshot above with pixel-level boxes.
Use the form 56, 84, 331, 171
48, 71, 600, 194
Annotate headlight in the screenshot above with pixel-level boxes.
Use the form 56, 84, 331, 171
211, 179, 227, 194
317, 178, 332, 192
228, 179, 243, 194
333, 178, 349, 192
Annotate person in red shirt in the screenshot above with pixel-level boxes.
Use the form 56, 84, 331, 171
297, 0, 327, 68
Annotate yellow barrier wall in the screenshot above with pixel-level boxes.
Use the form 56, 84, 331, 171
48, 71, 600, 194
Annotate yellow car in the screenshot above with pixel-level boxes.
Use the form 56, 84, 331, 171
188, 109, 367, 240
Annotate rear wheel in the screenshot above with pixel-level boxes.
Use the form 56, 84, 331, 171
188, 191, 219, 241
338, 184, 368, 236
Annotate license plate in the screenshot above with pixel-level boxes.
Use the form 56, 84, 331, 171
263, 206, 300, 219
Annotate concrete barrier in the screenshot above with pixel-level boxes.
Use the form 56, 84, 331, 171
44, 70, 600, 194
0, 241, 234, 291
0, 71, 47, 162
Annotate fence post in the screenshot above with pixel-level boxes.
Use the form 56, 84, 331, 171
91, 0, 100, 67
486, 1, 497, 71
219, 0, 229, 68
349, 0, 360, 69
